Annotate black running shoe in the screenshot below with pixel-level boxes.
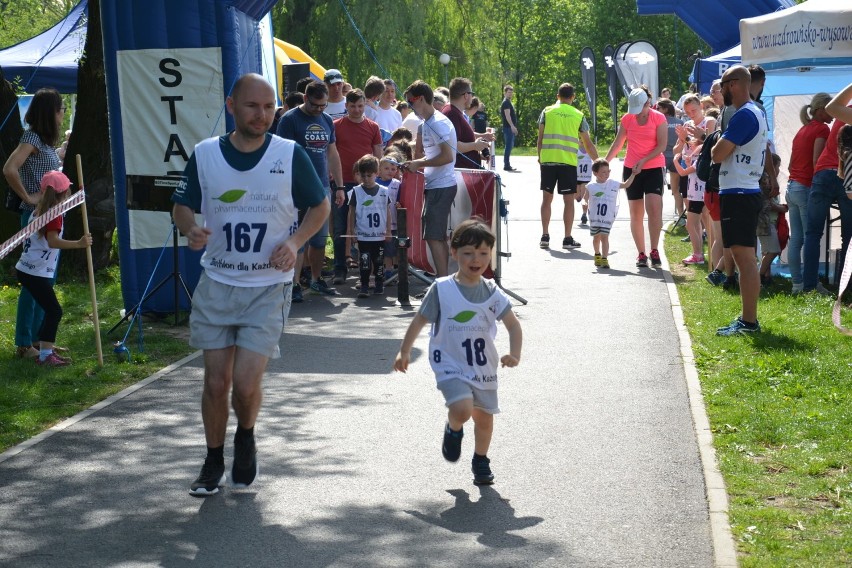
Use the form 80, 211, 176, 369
472, 455, 495, 485
562, 236, 581, 249
636, 252, 648, 268
189, 457, 226, 497
442, 423, 463, 462
539, 234, 550, 249
650, 249, 662, 267
231, 434, 258, 489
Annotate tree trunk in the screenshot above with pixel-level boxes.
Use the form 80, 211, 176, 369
0, 68, 24, 245
62, 0, 114, 274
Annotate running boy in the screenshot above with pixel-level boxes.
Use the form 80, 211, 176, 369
393, 218, 522, 485
586, 159, 636, 269
348, 155, 392, 297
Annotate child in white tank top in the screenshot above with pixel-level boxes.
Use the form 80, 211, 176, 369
393, 218, 522, 485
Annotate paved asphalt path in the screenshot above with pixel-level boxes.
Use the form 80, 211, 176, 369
0, 156, 715, 567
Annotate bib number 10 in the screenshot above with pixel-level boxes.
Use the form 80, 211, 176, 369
223, 222, 267, 253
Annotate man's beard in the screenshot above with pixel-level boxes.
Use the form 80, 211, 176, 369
723, 92, 733, 107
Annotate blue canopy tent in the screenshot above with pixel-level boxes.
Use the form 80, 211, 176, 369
636, 0, 790, 53
0, 0, 87, 93
689, 44, 741, 95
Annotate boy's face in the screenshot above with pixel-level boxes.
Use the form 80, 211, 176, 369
361, 171, 378, 186
378, 161, 398, 180
451, 243, 492, 280
593, 166, 610, 183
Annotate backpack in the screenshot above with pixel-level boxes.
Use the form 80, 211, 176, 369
696, 129, 721, 192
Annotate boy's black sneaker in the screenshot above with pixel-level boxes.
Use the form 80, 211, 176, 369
231, 434, 258, 489
636, 252, 648, 268
539, 234, 550, 249
189, 457, 226, 497
580, 213, 588, 225
442, 423, 463, 462
650, 249, 662, 267
472, 455, 495, 485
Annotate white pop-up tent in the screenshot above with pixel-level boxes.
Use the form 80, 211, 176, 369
740, 0, 852, 274
739, 0, 852, 186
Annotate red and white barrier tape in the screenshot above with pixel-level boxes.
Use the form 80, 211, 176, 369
0, 190, 86, 260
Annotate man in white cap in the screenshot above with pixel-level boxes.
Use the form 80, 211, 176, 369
324, 68, 347, 119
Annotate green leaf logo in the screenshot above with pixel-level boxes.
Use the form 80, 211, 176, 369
450, 310, 477, 323
214, 189, 247, 203
363, 199, 374, 206
594, 191, 605, 197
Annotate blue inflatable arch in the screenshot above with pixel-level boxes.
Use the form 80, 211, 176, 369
101, 0, 278, 313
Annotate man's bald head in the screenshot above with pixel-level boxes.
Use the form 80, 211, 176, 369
231, 73, 274, 101
720, 65, 752, 107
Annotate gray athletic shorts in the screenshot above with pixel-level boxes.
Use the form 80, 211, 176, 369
189, 271, 293, 359
422, 185, 458, 240
436, 378, 500, 414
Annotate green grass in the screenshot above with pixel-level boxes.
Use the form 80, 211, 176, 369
0, 265, 195, 451
665, 226, 851, 567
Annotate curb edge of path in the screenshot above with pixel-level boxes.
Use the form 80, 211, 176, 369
0, 350, 204, 466
659, 241, 739, 568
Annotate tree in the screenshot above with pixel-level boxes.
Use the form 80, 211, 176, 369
61, 0, 113, 272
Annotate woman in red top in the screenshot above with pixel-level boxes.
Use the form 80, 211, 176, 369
786, 93, 831, 292
605, 86, 667, 267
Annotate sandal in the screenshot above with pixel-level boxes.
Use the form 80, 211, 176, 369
17, 346, 39, 359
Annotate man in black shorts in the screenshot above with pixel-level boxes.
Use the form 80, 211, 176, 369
536, 83, 598, 250
711, 65, 772, 336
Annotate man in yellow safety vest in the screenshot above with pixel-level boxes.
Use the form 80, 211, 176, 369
536, 83, 598, 250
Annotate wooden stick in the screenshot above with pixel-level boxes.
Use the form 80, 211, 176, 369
75, 154, 104, 367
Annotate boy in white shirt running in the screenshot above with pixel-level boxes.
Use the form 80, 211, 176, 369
586, 159, 636, 269
393, 218, 522, 485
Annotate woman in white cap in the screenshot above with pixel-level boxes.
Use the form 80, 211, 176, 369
605, 86, 668, 268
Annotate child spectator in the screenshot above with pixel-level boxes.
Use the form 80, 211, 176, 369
348, 155, 392, 297
376, 154, 403, 278
674, 137, 709, 265
393, 218, 522, 485
758, 154, 787, 287
15, 171, 91, 366
586, 159, 636, 268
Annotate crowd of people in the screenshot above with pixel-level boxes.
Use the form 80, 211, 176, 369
647, 68, 852, 335
8, 63, 852, 492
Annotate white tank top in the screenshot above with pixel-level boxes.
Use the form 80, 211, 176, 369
196, 136, 299, 286
428, 276, 511, 390
353, 184, 390, 241
586, 179, 620, 229
719, 102, 768, 194
684, 145, 705, 201
16, 213, 62, 278
577, 148, 593, 183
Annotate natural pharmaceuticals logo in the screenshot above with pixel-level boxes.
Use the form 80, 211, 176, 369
362, 199, 374, 206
